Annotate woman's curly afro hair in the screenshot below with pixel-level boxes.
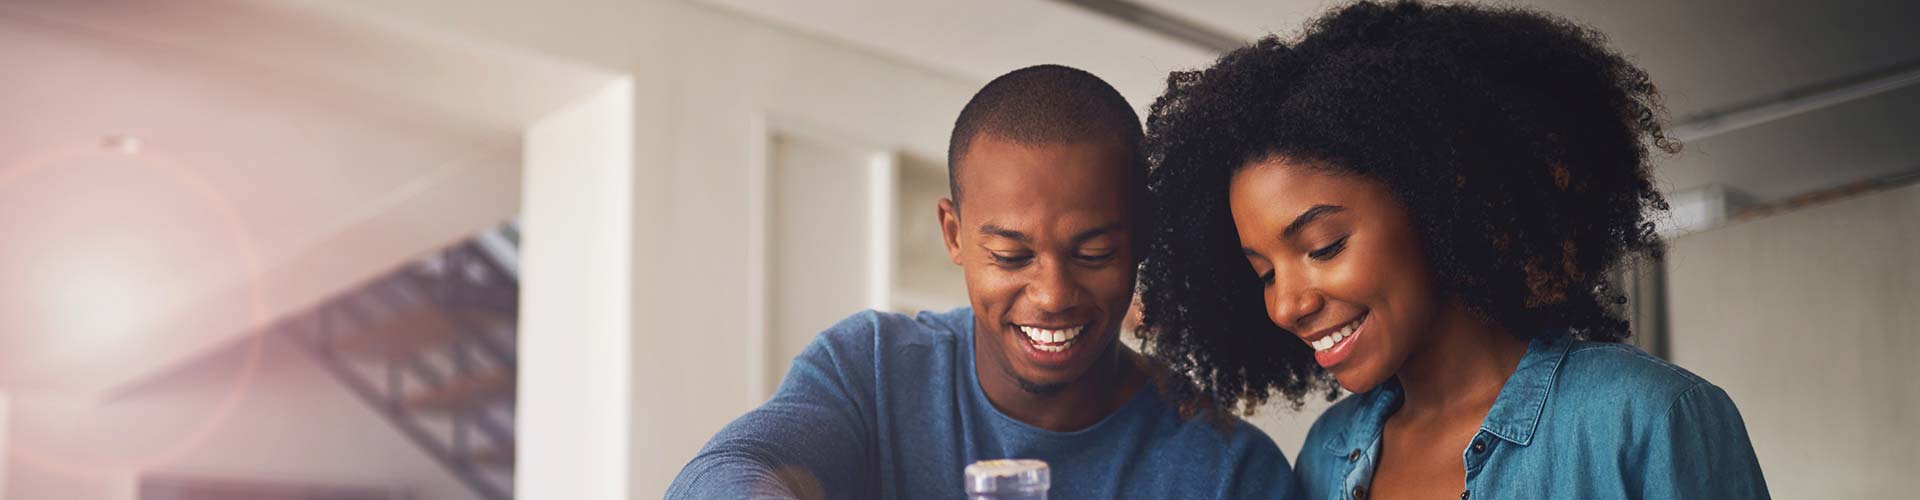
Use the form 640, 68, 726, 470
1138, 0, 1676, 418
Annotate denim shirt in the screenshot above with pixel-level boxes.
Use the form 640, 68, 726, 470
1296, 335, 1770, 500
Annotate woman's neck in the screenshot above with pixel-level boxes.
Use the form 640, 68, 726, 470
1394, 304, 1529, 420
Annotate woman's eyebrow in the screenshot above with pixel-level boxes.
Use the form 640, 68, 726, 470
1283, 205, 1346, 238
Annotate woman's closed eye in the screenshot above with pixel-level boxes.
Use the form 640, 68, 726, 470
1252, 236, 1348, 286
1252, 262, 1276, 286
1309, 235, 1350, 261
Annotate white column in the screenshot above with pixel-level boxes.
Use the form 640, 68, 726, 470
518, 78, 635, 500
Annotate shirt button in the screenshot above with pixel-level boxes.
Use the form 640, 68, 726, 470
1353, 485, 1368, 499
1348, 449, 1362, 462
1471, 440, 1487, 453
1460, 490, 1471, 500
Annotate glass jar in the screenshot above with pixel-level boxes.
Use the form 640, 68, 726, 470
964, 459, 1049, 500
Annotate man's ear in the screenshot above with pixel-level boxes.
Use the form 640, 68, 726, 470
937, 197, 963, 265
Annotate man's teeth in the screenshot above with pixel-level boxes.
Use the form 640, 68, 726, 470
1310, 317, 1364, 352
1019, 325, 1083, 352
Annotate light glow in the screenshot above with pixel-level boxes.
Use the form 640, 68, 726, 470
48, 257, 155, 346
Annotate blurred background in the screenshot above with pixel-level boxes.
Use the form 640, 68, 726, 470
0, 0, 1913, 498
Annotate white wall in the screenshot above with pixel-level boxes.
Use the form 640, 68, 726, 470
1, 391, 9, 500
302, 2, 982, 495
518, 77, 635, 500
644, 9, 974, 492
1245, 396, 1337, 459
1664, 183, 1920, 499
891, 155, 970, 313
762, 129, 887, 396
5, 336, 468, 500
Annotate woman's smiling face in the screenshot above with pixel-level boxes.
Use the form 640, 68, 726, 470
1228, 157, 1441, 392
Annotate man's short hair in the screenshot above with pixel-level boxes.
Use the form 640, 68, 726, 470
946, 64, 1144, 206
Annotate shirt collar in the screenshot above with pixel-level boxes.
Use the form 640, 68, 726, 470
1323, 332, 1574, 454
1323, 378, 1400, 456
1479, 334, 1572, 445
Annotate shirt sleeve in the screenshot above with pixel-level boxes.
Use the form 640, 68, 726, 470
1639, 383, 1771, 500
666, 316, 881, 500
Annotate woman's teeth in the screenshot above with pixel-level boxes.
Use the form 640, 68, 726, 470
1019, 325, 1083, 352
1310, 316, 1364, 352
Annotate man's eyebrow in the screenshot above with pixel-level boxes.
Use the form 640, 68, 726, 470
1282, 205, 1346, 238
1070, 224, 1122, 244
978, 224, 1122, 244
978, 224, 1029, 242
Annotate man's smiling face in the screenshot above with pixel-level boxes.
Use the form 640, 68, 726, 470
939, 134, 1137, 395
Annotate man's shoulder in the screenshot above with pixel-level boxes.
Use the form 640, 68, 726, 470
812, 307, 969, 351
1210, 414, 1288, 459
796, 307, 970, 380
1133, 398, 1299, 497
1135, 389, 1288, 461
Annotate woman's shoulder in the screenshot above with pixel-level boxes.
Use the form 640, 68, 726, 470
1543, 340, 1752, 437
1556, 341, 1712, 404
1544, 341, 1763, 489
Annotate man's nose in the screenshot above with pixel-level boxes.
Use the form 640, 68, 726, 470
1027, 258, 1083, 313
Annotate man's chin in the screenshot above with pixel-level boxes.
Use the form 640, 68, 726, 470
997, 356, 1074, 395
1012, 375, 1070, 396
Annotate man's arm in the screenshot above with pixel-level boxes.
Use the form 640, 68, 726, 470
666, 315, 880, 500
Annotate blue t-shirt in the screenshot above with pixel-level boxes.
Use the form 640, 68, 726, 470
1297, 334, 1769, 500
668, 307, 1300, 499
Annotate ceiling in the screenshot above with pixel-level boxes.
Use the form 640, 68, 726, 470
0, 0, 612, 396
6, 0, 1912, 397
699, 0, 1920, 203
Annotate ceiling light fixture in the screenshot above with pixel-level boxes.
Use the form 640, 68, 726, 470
102, 134, 143, 155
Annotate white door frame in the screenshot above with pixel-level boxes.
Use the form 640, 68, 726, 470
744, 113, 897, 402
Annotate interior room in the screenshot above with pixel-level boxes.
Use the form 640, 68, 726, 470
2, 0, 1914, 498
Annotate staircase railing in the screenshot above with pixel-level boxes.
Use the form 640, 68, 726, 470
282, 220, 520, 500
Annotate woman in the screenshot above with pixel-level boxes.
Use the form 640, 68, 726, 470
1137, 2, 1769, 499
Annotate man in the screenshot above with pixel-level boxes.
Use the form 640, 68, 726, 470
667, 65, 1297, 499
